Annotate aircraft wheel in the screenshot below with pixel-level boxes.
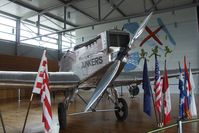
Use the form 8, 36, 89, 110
58, 102, 67, 129
114, 98, 128, 121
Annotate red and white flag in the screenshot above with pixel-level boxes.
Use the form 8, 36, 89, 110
32, 50, 53, 132
154, 55, 163, 115
189, 68, 197, 117
162, 63, 171, 125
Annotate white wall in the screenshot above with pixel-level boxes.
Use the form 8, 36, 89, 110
75, 7, 199, 94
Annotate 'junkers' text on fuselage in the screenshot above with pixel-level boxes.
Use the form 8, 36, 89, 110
81, 56, 103, 68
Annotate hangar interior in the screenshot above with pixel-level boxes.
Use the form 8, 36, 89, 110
0, 0, 198, 133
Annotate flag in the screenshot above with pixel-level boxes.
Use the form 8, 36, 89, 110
162, 61, 171, 125
184, 56, 192, 119
33, 50, 48, 94
189, 67, 197, 117
33, 50, 53, 132
154, 55, 162, 115
142, 58, 152, 116
178, 63, 185, 119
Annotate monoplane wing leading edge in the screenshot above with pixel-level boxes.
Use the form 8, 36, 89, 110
0, 71, 80, 90
113, 68, 199, 86
84, 60, 121, 112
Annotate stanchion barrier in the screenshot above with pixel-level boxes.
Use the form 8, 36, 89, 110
147, 118, 199, 133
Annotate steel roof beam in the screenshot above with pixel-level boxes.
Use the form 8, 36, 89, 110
0, 10, 59, 31
59, 0, 99, 21
147, 0, 162, 12
43, 16, 64, 30
69, 5, 98, 21
8, 0, 77, 27
20, 1, 199, 42
102, 0, 125, 20
0, 10, 20, 19
23, 20, 58, 32
59, 0, 98, 22
21, 3, 65, 20
150, 0, 158, 10
106, 0, 126, 17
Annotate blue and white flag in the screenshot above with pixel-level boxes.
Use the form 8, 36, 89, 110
178, 63, 185, 119
142, 58, 152, 116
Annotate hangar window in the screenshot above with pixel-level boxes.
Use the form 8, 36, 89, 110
20, 21, 58, 49
62, 32, 76, 51
0, 14, 16, 41
0, 13, 76, 51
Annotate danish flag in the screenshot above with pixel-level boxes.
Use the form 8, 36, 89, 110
33, 50, 53, 132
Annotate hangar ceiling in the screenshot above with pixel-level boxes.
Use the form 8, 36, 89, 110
0, 0, 198, 32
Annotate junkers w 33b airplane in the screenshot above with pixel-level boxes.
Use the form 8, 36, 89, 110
0, 12, 198, 130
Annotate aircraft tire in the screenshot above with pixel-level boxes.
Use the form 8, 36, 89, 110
114, 98, 128, 121
58, 102, 67, 129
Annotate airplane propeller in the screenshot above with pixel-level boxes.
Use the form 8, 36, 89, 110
84, 60, 121, 112
129, 12, 153, 46
84, 12, 153, 112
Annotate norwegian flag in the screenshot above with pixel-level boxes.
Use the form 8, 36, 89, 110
154, 55, 162, 116
32, 50, 53, 132
178, 63, 185, 119
162, 62, 171, 125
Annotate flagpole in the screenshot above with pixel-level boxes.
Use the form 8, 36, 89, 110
161, 59, 167, 126
22, 93, 34, 133
178, 62, 181, 120
151, 55, 159, 126
150, 83, 159, 126
178, 62, 183, 120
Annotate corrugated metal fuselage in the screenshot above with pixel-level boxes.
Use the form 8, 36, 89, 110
59, 30, 130, 88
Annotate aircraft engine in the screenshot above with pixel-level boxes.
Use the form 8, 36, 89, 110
128, 85, 139, 97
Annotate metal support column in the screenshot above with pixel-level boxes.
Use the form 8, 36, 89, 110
98, 0, 101, 21
178, 120, 183, 133
58, 33, 62, 60
37, 15, 40, 36
15, 19, 21, 56
63, 6, 67, 35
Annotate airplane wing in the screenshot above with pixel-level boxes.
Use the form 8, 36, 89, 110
113, 68, 199, 86
0, 71, 80, 90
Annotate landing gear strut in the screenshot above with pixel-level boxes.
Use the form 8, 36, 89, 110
109, 87, 128, 121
